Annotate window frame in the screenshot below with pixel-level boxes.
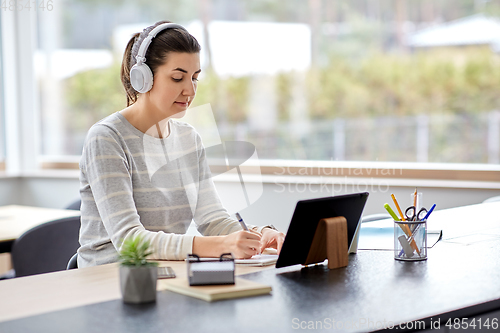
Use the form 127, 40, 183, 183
3, 7, 500, 190
0, 11, 5, 169
38, 156, 500, 189
1, 7, 40, 174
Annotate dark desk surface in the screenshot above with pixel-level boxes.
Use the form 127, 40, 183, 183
1, 203, 500, 332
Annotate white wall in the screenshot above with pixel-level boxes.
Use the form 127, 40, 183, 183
0, 175, 81, 209
0, 177, 22, 205
0, 175, 498, 232
216, 181, 500, 232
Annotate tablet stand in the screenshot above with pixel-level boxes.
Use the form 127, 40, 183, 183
304, 216, 349, 269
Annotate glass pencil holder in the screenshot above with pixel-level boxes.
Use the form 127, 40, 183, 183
394, 220, 427, 261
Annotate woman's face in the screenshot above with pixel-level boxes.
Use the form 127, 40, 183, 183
146, 52, 201, 119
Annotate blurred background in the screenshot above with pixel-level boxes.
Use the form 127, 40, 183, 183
25, 0, 500, 165
1, 0, 499, 246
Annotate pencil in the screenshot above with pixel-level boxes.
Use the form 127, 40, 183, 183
391, 194, 406, 221
384, 203, 401, 221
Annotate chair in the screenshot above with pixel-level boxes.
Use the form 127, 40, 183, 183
67, 253, 78, 270
11, 216, 81, 278
361, 213, 391, 223
483, 196, 500, 203
65, 199, 81, 210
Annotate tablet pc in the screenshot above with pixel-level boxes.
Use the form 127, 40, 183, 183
275, 192, 369, 269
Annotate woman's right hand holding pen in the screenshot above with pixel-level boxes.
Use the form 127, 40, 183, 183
222, 230, 262, 259
192, 230, 262, 259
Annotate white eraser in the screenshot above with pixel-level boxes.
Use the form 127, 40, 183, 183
398, 235, 415, 258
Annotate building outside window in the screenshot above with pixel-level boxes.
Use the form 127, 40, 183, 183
32, 0, 500, 166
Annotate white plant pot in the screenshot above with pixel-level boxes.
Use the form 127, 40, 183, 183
119, 265, 157, 304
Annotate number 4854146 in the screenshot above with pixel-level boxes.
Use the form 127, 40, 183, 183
1, 0, 54, 11
445, 317, 498, 330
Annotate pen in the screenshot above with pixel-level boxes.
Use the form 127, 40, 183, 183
422, 204, 436, 221
413, 188, 418, 208
384, 203, 401, 221
236, 212, 259, 254
391, 194, 406, 221
235, 212, 249, 231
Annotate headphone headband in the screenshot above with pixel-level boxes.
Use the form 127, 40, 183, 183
130, 22, 189, 94
135, 23, 188, 65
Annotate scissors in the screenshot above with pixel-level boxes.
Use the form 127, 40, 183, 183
405, 206, 427, 221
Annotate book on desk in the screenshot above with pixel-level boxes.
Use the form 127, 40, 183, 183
162, 277, 272, 302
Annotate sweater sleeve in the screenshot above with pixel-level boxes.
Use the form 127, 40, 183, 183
192, 136, 258, 236
81, 124, 194, 261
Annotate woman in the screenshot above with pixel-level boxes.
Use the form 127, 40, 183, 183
77, 21, 284, 267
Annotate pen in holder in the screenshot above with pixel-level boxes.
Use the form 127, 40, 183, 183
394, 219, 427, 261
411, 191, 423, 212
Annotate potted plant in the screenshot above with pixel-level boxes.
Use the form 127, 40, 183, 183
118, 235, 158, 304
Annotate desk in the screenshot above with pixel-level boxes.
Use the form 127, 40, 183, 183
0, 205, 81, 252
0, 202, 499, 332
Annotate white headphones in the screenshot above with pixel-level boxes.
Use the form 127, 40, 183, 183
130, 23, 188, 93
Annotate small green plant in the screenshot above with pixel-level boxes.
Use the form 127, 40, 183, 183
118, 235, 158, 267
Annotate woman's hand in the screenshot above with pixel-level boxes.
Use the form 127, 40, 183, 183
222, 230, 262, 259
259, 228, 286, 254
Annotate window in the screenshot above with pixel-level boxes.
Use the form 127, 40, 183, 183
0, 13, 4, 170
32, 0, 500, 167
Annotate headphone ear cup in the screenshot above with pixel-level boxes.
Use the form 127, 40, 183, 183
130, 64, 154, 93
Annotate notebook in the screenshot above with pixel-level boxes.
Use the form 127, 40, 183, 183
163, 277, 272, 302
185, 254, 279, 267
234, 254, 278, 266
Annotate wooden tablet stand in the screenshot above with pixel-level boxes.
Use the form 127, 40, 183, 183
304, 216, 349, 270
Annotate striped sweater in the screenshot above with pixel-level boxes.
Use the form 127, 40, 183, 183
77, 112, 253, 267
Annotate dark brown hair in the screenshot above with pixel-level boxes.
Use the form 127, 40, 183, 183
120, 20, 201, 106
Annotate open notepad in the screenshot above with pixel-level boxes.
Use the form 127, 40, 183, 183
189, 254, 279, 267
234, 254, 279, 266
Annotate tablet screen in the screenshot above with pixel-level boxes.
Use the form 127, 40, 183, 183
276, 192, 369, 268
